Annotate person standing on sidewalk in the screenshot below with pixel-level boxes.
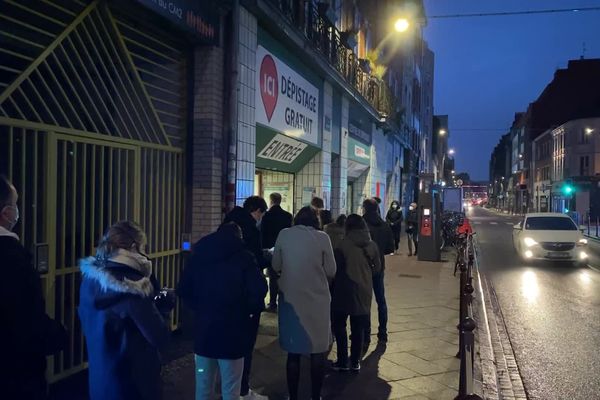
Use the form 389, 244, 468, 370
177, 223, 268, 400
325, 214, 346, 250
261, 193, 292, 311
406, 202, 419, 256
331, 214, 382, 372
362, 199, 394, 344
223, 196, 269, 400
79, 221, 175, 400
272, 206, 337, 400
386, 201, 403, 254
0, 175, 67, 400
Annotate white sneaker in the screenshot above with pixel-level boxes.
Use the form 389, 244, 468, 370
241, 389, 269, 400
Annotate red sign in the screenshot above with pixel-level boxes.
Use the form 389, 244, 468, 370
260, 55, 278, 122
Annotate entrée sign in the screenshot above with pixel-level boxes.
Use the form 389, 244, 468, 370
258, 134, 308, 164
256, 46, 320, 145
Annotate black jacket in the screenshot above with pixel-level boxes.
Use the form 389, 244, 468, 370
363, 211, 395, 270
177, 228, 267, 359
0, 235, 66, 398
332, 229, 382, 315
406, 209, 419, 232
79, 253, 170, 400
261, 205, 293, 249
224, 206, 266, 267
386, 208, 403, 231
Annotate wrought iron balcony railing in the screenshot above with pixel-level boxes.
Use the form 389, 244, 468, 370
266, 0, 395, 118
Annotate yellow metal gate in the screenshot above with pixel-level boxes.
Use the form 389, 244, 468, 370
1, 0, 188, 381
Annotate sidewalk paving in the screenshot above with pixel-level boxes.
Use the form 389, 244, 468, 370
162, 249, 461, 400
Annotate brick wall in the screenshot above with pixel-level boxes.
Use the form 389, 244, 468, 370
191, 45, 225, 242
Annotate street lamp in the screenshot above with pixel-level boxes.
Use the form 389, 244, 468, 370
448, 149, 455, 155
439, 129, 446, 136
586, 127, 594, 135
394, 18, 410, 32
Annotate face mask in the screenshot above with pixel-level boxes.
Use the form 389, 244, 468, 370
2, 205, 19, 230
409, 206, 414, 211
392, 205, 398, 209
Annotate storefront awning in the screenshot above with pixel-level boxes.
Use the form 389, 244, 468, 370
256, 125, 320, 173
347, 137, 370, 166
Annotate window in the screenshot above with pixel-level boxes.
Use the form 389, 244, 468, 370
580, 129, 590, 144
525, 217, 577, 231
580, 155, 590, 176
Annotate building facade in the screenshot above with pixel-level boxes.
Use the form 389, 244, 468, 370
0, 0, 432, 382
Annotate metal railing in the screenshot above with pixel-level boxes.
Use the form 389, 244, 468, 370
454, 233, 483, 400
265, 0, 395, 117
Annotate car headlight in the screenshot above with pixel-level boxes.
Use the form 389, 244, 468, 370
578, 238, 588, 246
523, 237, 538, 247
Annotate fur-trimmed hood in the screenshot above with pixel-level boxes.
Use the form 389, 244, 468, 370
80, 249, 155, 306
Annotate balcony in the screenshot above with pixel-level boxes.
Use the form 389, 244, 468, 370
265, 0, 394, 118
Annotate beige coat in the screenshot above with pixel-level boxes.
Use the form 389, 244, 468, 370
272, 225, 337, 354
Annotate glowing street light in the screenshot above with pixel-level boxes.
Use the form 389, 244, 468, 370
586, 127, 594, 135
448, 149, 455, 155
394, 18, 410, 33
439, 129, 446, 135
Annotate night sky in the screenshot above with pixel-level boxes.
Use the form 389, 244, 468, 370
423, 0, 600, 181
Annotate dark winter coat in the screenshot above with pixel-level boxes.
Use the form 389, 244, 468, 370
363, 211, 395, 270
386, 208, 403, 232
324, 222, 345, 250
0, 233, 66, 398
224, 206, 267, 267
79, 251, 170, 400
177, 228, 267, 359
261, 205, 293, 249
406, 209, 419, 232
332, 229, 381, 315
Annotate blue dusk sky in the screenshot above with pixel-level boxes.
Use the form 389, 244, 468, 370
423, 0, 600, 181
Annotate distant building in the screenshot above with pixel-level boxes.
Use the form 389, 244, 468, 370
518, 59, 600, 213
489, 133, 511, 209
548, 118, 600, 219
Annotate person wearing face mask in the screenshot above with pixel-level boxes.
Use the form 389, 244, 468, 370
406, 202, 419, 256
386, 201, 403, 255
79, 220, 174, 400
0, 175, 67, 399
223, 195, 269, 400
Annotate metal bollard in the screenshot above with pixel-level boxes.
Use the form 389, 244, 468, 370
588, 215, 591, 236
455, 317, 483, 400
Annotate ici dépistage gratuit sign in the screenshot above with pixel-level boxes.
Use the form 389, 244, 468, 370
256, 46, 320, 146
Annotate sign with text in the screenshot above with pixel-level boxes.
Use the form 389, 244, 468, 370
258, 134, 308, 164
136, 0, 219, 44
256, 46, 320, 145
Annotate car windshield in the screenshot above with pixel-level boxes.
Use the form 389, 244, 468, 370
525, 217, 577, 231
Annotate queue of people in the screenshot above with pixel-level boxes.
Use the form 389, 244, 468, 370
3, 168, 422, 400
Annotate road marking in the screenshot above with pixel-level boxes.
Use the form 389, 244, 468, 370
587, 264, 600, 273
506, 222, 514, 225
490, 222, 498, 225
474, 222, 482, 225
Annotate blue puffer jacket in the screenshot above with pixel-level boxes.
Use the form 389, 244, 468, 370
177, 227, 267, 359
78, 250, 170, 400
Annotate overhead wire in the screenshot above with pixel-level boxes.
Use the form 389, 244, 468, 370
429, 6, 600, 20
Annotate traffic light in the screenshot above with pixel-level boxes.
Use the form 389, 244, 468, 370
562, 180, 574, 196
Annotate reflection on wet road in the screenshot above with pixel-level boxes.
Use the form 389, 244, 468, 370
470, 207, 600, 400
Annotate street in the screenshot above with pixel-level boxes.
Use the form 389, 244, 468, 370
470, 206, 600, 400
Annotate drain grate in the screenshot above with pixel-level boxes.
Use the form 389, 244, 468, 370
398, 274, 422, 279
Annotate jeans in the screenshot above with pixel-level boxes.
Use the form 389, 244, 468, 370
332, 312, 369, 363
366, 271, 388, 340
241, 313, 261, 395
286, 352, 326, 400
195, 355, 244, 400
267, 266, 279, 306
407, 231, 418, 255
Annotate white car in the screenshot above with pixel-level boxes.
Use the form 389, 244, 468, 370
512, 213, 588, 264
